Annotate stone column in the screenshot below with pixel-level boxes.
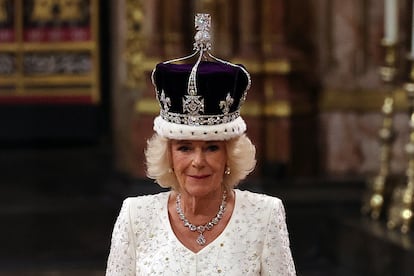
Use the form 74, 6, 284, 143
162, 0, 186, 58
260, 0, 318, 177
235, 0, 264, 178
111, 0, 137, 175
143, 0, 163, 57
239, 0, 261, 58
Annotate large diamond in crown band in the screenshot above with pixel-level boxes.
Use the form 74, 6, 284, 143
183, 95, 204, 116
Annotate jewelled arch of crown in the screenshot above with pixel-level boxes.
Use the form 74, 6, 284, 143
155, 13, 251, 126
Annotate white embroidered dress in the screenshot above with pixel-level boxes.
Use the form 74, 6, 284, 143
106, 189, 296, 275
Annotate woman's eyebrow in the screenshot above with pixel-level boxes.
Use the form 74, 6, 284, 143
205, 141, 221, 145
174, 140, 191, 145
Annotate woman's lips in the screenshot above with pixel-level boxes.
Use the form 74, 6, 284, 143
189, 174, 209, 179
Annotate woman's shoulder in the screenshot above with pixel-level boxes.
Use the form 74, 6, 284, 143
235, 189, 282, 202
235, 189, 284, 210
121, 191, 170, 214
234, 189, 287, 226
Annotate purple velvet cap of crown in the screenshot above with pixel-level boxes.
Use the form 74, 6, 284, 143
152, 61, 251, 140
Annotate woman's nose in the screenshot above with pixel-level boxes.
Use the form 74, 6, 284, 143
191, 149, 206, 168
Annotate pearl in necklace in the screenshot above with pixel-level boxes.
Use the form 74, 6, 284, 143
176, 191, 227, 246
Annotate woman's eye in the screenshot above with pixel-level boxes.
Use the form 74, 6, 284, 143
206, 145, 219, 151
177, 146, 191, 152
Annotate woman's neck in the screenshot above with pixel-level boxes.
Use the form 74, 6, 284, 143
175, 189, 229, 222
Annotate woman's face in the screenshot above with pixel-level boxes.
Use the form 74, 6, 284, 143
170, 140, 227, 197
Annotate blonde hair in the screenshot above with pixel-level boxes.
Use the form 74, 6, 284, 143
145, 133, 256, 190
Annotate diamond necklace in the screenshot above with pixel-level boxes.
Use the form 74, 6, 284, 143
176, 191, 227, 246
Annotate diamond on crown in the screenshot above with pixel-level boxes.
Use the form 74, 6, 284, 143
193, 13, 211, 51
160, 110, 240, 126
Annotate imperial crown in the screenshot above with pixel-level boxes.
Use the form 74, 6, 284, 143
151, 13, 251, 140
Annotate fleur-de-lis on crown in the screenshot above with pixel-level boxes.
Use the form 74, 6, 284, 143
220, 93, 234, 114
159, 90, 171, 111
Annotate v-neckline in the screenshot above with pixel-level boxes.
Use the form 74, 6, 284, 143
163, 189, 239, 255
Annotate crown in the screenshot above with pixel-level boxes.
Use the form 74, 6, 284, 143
151, 13, 251, 140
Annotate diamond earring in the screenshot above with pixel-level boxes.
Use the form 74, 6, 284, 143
224, 166, 231, 175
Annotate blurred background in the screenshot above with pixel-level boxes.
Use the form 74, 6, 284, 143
1, 0, 414, 275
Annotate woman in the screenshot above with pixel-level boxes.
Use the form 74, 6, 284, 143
106, 13, 296, 275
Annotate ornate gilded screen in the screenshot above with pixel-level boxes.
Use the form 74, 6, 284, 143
0, 0, 99, 104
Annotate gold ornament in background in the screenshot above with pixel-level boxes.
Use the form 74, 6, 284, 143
0, 0, 8, 23
124, 0, 145, 89
58, 0, 83, 21
361, 41, 397, 220
30, 0, 55, 22
387, 78, 414, 234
